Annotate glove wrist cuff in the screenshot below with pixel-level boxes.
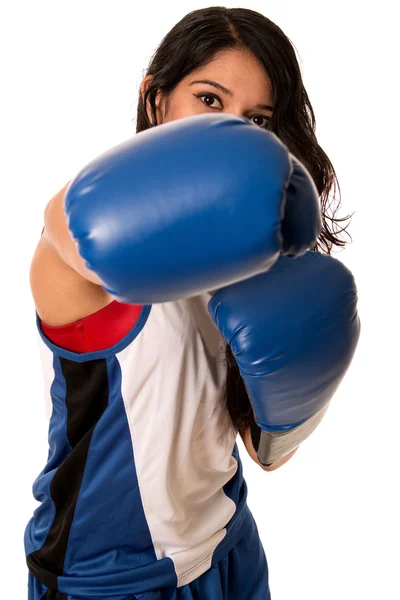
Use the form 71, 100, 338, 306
251, 402, 331, 466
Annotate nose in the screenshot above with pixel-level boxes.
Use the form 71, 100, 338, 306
223, 108, 247, 120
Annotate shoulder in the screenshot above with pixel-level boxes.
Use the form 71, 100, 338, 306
30, 230, 114, 326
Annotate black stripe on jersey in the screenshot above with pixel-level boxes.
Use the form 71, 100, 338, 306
27, 357, 109, 596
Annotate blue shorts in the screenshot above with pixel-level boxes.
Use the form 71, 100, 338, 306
27, 514, 271, 600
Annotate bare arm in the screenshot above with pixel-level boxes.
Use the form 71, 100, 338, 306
43, 181, 104, 285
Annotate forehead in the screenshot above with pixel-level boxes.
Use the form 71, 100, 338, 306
182, 48, 273, 98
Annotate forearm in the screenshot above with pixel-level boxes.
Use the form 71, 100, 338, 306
239, 425, 299, 471
43, 181, 104, 285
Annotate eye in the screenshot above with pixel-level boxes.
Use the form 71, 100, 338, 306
250, 115, 271, 129
194, 93, 223, 109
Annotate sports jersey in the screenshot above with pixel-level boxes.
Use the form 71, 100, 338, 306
24, 291, 267, 598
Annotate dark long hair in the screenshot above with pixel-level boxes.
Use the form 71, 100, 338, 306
135, 6, 353, 435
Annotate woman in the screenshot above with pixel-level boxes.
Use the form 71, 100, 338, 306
26, 7, 352, 600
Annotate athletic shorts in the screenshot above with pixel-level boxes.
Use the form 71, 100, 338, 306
27, 512, 270, 600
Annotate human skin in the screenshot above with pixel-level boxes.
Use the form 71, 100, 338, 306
141, 48, 275, 133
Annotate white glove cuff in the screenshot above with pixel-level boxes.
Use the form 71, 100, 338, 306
251, 401, 331, 466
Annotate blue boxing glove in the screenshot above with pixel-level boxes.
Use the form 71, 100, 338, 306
64, 113, 321, 304
208, 251, 361, 466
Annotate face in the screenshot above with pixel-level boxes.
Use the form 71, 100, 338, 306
142, 48, 274, 130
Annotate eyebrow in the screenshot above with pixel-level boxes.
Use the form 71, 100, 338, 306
189, 79, 274, 111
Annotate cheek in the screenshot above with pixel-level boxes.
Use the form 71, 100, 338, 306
162, 94, 204, 124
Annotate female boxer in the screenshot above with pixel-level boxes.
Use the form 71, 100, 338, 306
26, 7, 358, 600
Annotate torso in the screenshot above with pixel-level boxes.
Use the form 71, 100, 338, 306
30, 232, 115, 326
29, 228, 287, 472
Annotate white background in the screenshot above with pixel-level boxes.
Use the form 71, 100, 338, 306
1, 1, 398, 598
